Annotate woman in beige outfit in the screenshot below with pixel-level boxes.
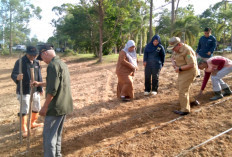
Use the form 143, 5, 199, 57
116, 40, 138, 101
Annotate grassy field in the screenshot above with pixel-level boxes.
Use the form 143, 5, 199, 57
60, 52, 172, 64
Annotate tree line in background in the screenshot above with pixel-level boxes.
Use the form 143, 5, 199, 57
48, 0, 232, 62
0, 0, 232, 63
0, 0, 42, 54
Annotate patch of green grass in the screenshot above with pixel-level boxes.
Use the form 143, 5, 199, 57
60, 53, 171, 64
102, 54, 144, 63
102, 54, 119, 63
75, 53, 96, 59
59, 53, 96, 63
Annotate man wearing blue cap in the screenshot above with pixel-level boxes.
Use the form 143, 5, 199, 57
11, 46, 44, 137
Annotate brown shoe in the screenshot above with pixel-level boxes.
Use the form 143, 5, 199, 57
190, 100, 200, 107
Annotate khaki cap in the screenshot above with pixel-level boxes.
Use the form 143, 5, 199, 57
167, 37, 181, 50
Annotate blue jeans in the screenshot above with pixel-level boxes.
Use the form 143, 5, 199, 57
43, 115, 66, 157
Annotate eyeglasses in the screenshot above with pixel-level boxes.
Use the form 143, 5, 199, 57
173, 43, 179, 50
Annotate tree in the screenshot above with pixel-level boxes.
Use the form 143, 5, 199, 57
199, 1, 231, 51
52, 0, 148, 59
149, 0, 153, 40
170, 5, 200, 48
0, 0, 41, 54
173, 15, 199, 46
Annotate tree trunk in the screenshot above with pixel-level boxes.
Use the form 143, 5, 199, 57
171, 0, 175, 36
9, 4, 12, 55
149, 0, 153, 41
139, 33, 142, 56
223, 0, 227, 52
98, 0, 104, 63
231, 24, 232, 53
114, 46, 117, 54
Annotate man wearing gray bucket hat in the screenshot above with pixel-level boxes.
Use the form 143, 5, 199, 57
11, 46, 44, 137
168, 37, 199, 116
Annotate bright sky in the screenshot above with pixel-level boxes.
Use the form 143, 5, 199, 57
29, 0, 222, 42
29, 0, 79, 42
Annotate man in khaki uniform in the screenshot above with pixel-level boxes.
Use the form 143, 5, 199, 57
168, 37, 199, 115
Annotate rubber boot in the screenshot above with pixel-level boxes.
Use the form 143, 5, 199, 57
210, 91, 223, 101
222, 87, 232, 96
22, 116, 28, 138
31, 112, 44, 128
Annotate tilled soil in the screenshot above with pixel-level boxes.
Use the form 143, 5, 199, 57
0, 54, 231, 157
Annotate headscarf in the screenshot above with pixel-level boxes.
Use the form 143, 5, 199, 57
122, 40, 137, 68
144, 35, 162, 53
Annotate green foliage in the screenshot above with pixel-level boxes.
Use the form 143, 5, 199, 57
173, 15, 200, 46
199, 2, 232, 49
63, 48, 76, 56
0, 48, 10, 55
47, 0, 232, 55
0, 0, 41, 54
51, 0, 149, 56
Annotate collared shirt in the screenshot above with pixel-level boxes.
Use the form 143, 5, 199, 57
11, 55, 42, 94
173, 44, 198, 75
46, 56, 73, 116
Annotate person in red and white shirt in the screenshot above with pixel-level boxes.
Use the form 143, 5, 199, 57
198, 56, 232, 100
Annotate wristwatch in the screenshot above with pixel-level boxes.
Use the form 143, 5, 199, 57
179, 66, 182, 71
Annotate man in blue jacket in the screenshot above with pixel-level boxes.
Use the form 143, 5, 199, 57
11, 46, 43, 137
196, 27, 216, 60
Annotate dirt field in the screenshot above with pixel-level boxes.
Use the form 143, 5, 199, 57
0, 54, 232, 157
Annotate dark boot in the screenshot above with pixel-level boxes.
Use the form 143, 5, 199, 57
190, 100, 200, 107
210, 91, 223, 101
222, 87, 232, 96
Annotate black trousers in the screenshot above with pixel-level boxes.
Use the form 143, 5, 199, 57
144, 67, 161, 92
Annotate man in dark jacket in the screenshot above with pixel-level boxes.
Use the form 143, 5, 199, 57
196, 27, 216, 60
11, 46, 43, 137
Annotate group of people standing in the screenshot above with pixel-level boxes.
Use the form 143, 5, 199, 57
116, 27, 232, 116
10, 27, 232, 156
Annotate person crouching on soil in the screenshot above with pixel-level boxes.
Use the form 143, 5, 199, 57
168, 37, 200, 116
198, 56, 232, 100
11, 46, 44, 137
116, 40, 138, 102
143, 35, 165, 96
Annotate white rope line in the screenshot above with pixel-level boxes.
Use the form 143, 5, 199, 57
86, 116, 184, 157
195, 97, 232, 113
86, 97, 232, 157
14, 150, 28, 157
175, 127, 232, 157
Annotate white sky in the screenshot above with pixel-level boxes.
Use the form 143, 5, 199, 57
29, 0, 222, 42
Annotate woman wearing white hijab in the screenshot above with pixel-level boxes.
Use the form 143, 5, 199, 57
116, 40, 138, 101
